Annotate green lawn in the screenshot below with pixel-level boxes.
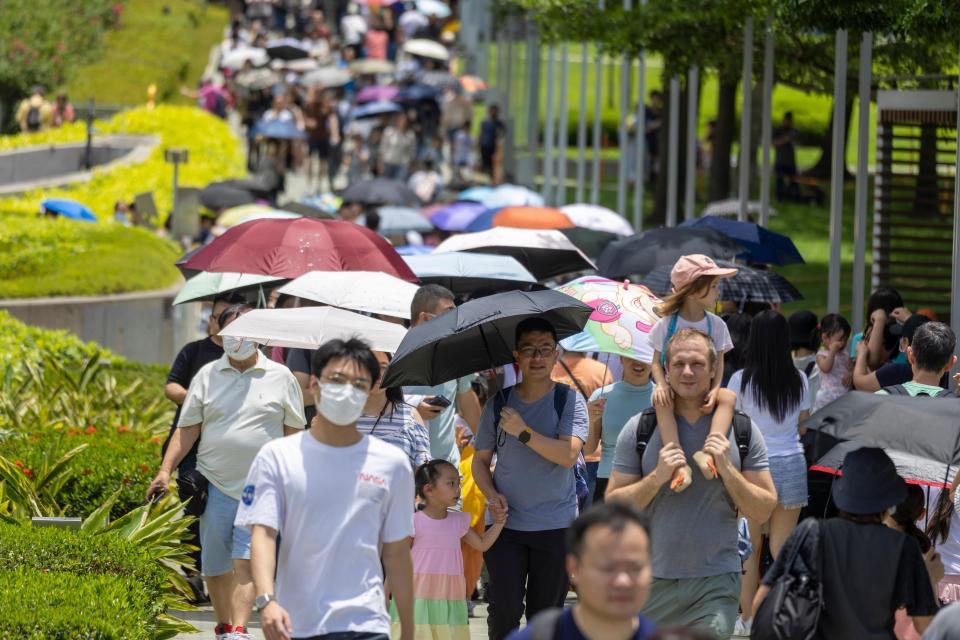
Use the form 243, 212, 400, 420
64, 0, 229, 106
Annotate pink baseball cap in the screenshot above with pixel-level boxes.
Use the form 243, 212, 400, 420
671, 254, 738, 290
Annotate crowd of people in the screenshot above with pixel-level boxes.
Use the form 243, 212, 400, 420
145, 241, 960, 640
184, 0, 504, 216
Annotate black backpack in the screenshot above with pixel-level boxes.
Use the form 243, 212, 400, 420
26, 105, 41, 131
634, 407, 752, 475
882, 384, 953, 398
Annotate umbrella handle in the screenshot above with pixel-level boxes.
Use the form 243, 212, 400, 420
478, 324, 508, 449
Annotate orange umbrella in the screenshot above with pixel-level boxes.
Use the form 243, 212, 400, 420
491, 206, 576, 230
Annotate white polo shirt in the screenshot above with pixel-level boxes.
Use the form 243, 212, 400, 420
178, 352, 306, 500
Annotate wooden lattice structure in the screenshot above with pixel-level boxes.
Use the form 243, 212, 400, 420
873, 90, 957, 317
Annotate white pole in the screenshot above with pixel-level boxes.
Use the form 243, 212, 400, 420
522, 28, 540, 188
759, 16, 774, 227
950, 40, 960, 388
576, 42, 589, 203
617, 0, 633, 215
666, 76, 681, 227
737, 16, 754, 222
827, 28, 848, 314
557, 44, 571, 205
591, 0, 605, 204
684, 66, 700, 220
543, 47, 557, 203
852, 32, 872, 332
634, 54, 646, 232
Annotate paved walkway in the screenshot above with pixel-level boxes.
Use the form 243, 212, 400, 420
173, 601, 493, 640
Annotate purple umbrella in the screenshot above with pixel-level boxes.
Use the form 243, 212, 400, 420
356, 85, 400, 104
428, 201, 488, 231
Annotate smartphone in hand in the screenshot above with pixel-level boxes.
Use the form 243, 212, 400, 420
425, 395, 452, 408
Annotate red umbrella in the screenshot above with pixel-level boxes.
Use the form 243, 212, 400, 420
182, 218, 418, 281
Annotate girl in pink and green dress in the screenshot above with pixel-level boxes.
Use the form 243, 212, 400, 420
392, 459, 506, 640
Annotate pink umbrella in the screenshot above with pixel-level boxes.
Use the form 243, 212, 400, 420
356, 85, 400, 104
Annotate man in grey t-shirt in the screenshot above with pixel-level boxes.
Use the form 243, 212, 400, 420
473, 317, 588, 640
607, 328, 777, 638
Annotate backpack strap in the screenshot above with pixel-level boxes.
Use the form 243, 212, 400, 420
634, 408, 659, 477
633, 408, 751, 476
934, 388, 954, 398
493, 384, 569, 444
660, 312, 714, 367
552, 383, 570, 422
881, 384, 909, 396
527, 608, 564, 640
731, 410, 752, 462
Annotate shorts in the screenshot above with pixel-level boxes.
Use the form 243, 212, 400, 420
199, 482, 252, 577
309, 139, 331, 158
768, 452, 809, 509
642, 572, 740, 637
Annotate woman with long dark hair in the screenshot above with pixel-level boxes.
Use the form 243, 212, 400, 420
727, 311, 810, 636
355, 350, 431, 470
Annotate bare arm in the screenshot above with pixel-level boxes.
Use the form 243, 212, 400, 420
164, 382, 188, 405
382, 539, 414, 640
852, 342, 881, 392
456, 388, 482, 432
817, 350, 837, 374
463, 520, 505, 552
703, 432, 777, 522
866, 310, 888, 370
252, 524, 295, 640
797, 410, 809, 437
146, 424, 200, 500
651, 351, 667, 387
471, 448, 506, 507
498, 407, 583, 468
584, 397, 605, 456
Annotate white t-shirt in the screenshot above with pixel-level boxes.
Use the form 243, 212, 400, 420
235, 431, 414, 637
178, 353, 306, 499
727, 369, 809, 457
648, 311, 734, 359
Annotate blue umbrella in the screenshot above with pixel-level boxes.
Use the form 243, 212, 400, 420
428, 200, 487, 231
396, 244, 436, 256
351, 100, 403, 120
680, 216, 805, 266
458, 186, 494, 202
402, 251, 537, 295
41, 198, 97, 222
416, 0, 451, 18
370, 206, 434, 236
397, 84, 440, 103
253, 119, 307, 140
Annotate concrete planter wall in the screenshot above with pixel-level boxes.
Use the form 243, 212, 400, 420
0, 285, 201, 366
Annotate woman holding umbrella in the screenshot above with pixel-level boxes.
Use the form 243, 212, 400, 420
727, 311, 810, 636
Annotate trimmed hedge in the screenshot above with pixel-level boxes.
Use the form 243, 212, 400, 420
0, 524, 166, 639
0, 569, 157, 639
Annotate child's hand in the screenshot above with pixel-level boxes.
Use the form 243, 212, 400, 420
493, 507, 507, 524
653, 386, 674, 409
828, 335, 844, 353
700, 387, 718, 415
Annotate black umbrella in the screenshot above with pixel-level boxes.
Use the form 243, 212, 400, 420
200, 184, 256, 211
812, 440, 954, 488
266, 39, 310, 61
278, 201, 335, 219
341, 178, 420, 206
175, 246, 204, 278
380, 289, 592, 387
801, 391, 960, 467
560, 228, 620, 260
597, 227, 745, 278
211, 173, 280, 200
640, 260, 803, 304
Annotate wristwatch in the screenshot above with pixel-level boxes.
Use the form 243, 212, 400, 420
518, 428, 533, 445
255, 593, 277, 610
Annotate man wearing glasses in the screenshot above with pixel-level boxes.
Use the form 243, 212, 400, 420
237, 338, 415, 640
473, 317, 589, 640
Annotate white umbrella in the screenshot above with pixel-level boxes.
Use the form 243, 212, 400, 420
301, 66, 352, 87
481, 184, 545, 209
434, 228, 597, 280
403, 39, 450, 61
399, 10, 429, 36
220, 306, 407, 352
270, 58, 320, 73
221, 46, 269, 70
278, 271, 419, 319
560, 204, 634, 236
370, 206, 434, 236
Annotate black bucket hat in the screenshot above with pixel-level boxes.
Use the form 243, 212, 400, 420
832, 447, 907, 515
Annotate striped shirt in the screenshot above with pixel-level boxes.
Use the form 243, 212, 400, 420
356, 402, 430, 470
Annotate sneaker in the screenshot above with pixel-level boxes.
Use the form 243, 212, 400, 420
214, 623, 231, 640
733, 616, 752, 637
466, 598, 475, 618
222, 627, 252, 640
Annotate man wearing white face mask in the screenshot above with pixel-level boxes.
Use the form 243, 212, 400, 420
147, 304, 306, 640
237, 337, 415, 640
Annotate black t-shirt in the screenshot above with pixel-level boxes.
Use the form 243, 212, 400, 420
764, 518, 938, 639
285, 347, 316, 424
773, 125, 798, 168
161, 337, 224, 461
875, 363, 913, 388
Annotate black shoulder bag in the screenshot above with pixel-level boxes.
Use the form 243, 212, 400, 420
751, 518, 823, 640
